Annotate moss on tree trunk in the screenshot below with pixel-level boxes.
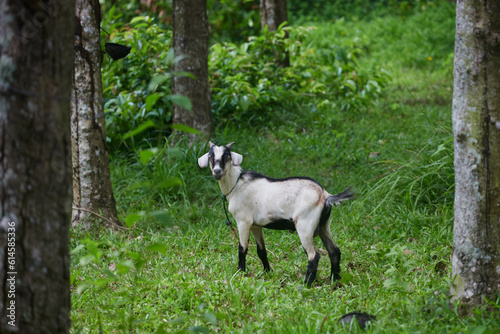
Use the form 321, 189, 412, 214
450, 0, 500, 314
71, 0, 122, 230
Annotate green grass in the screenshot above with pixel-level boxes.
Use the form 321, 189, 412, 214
70, 3, 500, 333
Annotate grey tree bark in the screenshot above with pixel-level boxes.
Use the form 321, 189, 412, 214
0, 0, 74, 332
450, 0, 500, 314
172, 0, 212, 143
72, 0, 122, 230
260, 0, 290, 67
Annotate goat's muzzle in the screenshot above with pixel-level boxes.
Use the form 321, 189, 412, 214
213, 168, 223, 180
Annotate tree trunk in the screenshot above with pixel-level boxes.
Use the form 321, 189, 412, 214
72, 0, 122, 230
450, 0, 500, 314
0, 0, 74, 332
172, 0, 212, 143
260, 0, 290, 67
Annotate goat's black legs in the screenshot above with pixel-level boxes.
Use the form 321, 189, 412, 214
304, 251, 321, 287
251, 227, 271, 271
238, 243, 248, 271
237, 222, 251, 272
319, 224, 342, 281
297, 225, 321, 288
238, 226, 272, 273
256, 244, 271, 271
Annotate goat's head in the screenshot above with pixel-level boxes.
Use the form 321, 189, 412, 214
198, 142, 243, 180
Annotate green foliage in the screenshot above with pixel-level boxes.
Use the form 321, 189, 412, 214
110, 140, 214, 230
101, 12, 391, 151
368, 131, 454, 212
288, 0, 450, 22
100, 0, 260, 43
207, 0, 260, 42
210, 24, 391, 126
102, 12, 176, 152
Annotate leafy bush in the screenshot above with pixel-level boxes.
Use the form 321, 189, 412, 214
101, 12, 391, 150
102, 12, 178, 153
210, 24, 391, 126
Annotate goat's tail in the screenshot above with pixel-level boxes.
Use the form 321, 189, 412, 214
325, 187, 355, 207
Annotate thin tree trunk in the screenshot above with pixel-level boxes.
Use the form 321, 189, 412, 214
450, 0, 500, 314
260, 0, 290, 67
0, 0, 74, 332
172, 0, 212, 143
72, 0, 122, 230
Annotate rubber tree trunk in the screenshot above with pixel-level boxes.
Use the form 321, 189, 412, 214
72, 0, 122, 230
450, 0, 500, 314
172, 0, 212, 144
0, 0, 74, 332
260, 0, 290, 67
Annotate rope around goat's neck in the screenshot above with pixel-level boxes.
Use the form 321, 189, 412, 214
222, 172, 242, 199
221, 173, 241, 238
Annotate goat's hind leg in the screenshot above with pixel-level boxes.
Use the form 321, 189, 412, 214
319, 223, 341, 281
251, 227, 271, 272
296, 224, 321, 288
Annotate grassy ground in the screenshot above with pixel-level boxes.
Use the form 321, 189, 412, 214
70, 3, 500, 333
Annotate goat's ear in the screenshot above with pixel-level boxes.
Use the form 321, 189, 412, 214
231, 152, 243, 166
198, 153, 209, 168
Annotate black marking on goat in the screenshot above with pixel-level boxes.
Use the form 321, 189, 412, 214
256, 243, 271, 271
264, 218, 296, 231
209, 145, 232, 170
304, 251, 321, 288
241, 171, 324, 188
221, 147, 231, 166
238, 243, 248, 271
325, 187, 355, 207
322, 235, 341, 281
208, 146, 215, 165
319, 202, 342, 280
319, 202, 332, 228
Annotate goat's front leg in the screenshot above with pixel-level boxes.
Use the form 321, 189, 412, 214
236, 220, 252, 272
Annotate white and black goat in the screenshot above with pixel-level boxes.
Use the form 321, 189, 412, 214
198, 142, 354, 287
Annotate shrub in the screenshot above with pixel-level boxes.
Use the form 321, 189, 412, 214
101, 11, 391, 152
102, 13, 176, 153
210, 25, 391, 126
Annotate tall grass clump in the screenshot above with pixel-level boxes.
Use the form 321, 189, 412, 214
110, 139, 219, 230
368, 128, 454, 213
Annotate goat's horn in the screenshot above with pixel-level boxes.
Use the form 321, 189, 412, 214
226, 142, 235, 149
209, 141, 215, 148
